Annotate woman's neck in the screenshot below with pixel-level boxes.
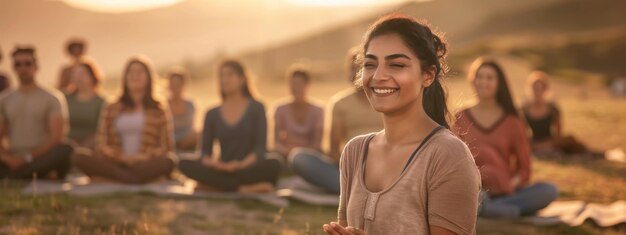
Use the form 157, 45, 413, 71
224, 92, 248, 105
292, 97, 308, 108
382, 100, 439, 146
76, 87, 95, 100
475, 97, 500, 110
130, 91, 145, 110
170, 93, 184, 102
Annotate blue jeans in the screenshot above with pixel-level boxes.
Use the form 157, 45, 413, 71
289, 148, 340, 194
479, 182, 559, 218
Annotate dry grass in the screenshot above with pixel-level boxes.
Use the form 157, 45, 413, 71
2, 57, 625, 234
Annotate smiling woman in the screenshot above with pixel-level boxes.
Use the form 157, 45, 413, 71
60, 0, 184, 13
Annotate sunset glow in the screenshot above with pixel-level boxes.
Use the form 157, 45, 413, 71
60, 0, 183, 13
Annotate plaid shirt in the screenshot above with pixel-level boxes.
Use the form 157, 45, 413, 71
95, 102, 175, 159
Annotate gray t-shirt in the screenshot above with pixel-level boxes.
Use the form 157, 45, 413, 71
0, 87, 68, 154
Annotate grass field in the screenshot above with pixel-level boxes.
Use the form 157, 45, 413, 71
1, 57, 625, 234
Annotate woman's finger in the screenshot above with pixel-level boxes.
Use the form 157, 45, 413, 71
323, 224, 340, 235
345, 226, 366, 235
330, 222, 354, 235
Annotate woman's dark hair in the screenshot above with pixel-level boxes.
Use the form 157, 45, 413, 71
218, 60, 255, 100
288, 67, 311, 84
118, 56, 160, 110
468, 57, 518, 116
71, 60, 102, 95
360, 14, 450, 128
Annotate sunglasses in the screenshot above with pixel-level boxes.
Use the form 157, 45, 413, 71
14, 61, 34, 68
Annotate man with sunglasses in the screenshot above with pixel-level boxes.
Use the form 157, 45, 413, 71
0, 46, 73, 180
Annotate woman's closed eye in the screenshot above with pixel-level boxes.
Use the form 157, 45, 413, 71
364, 62, 378, 69
389, 63, 406, 69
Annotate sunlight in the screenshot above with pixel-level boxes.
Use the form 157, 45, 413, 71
60, 0, 184, 13
287, 0, 413, 7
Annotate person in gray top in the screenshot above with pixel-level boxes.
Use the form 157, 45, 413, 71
0, 46, 73, 180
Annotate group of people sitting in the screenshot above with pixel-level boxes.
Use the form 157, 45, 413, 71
0, 42, 380, 194
0, 19, 595, 227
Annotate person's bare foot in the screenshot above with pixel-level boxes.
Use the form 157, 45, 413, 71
238, 182, 275, 194
194, 184, 223, 192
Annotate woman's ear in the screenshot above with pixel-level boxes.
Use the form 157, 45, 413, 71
422, 65, 437, 88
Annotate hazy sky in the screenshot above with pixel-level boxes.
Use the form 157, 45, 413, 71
0, 0, 409, 86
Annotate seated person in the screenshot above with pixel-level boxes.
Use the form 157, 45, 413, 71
289, 49, 383, 194
65, 61, 107, 149
0, 46, 73, 180
454, 58, 558, 218
522, 71, 597, 157
179, 60, 280, 193
273, 67, 324, 159
167, 67, 198, 152
73, 56, 175, 184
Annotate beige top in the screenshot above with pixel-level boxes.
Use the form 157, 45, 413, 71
338, 129, 481, 235
0, 87, 67, 154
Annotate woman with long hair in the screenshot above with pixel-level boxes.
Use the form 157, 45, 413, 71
74, 56, 175, 184
454, 58, 558, 218
323, 14, 480, 235
179, 60, 280, 193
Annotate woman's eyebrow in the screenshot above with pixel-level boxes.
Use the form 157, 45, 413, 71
365, 53, 411, 61
385, 54, 411, 60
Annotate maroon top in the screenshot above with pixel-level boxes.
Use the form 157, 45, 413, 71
454, 109, 532, 192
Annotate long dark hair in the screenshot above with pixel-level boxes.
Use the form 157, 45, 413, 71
468, 58, 518, 116
118, 56, 160, 110
360, 14, 450, 128
218, 60, 255, 100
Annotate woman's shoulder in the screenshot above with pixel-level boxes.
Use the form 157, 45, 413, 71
453, 107, 472, 120
344, 133, 376, 155
428, 130, 474, 161
430, 130, 471, 154
308, 102, 324, 114
205, 106, 221, 117
340, 132, 377, 167
249, 99, 266, 111
426, 130, 478, 170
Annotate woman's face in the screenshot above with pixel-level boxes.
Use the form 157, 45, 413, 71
71, 65, 94, 92
169, 75, 184, 97
532, 80, 547, 101
289, 75, 308, 102
126, 62, 149, 92
219, 66, 244, 97
473, 65, 499, 100
362, 33, 434, 114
